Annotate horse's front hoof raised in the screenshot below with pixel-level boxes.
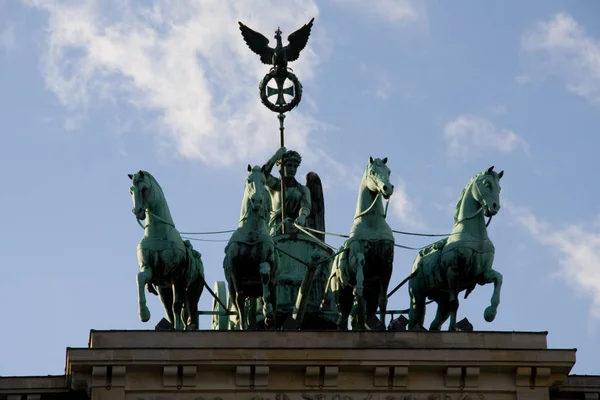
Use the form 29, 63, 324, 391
484, 306, 497, 322
139, 306, 151, 322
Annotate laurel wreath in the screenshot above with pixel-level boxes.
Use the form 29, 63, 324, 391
259, 70, 303, 113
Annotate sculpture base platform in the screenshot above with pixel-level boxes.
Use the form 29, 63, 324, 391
0, 330, 584, 400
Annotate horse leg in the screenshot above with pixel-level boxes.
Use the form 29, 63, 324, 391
446, 265, 459, 308
378, 258, 394, 326
137, 266, 153, 322
226, 278, 239, 329
185, 277, 204, 330
429, 301, 451, 331
237, 291, 247, 330
337, 286, 354, 330
248, 298, 258, 330
259, 261, 274, 326
482, 268, 503, 322
354, 254, 366, 331
407, 280, 427, 331
171, 281, 185, 330
156, 285, 175, 327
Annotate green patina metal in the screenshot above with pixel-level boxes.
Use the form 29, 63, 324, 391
129, 170, 205, 330
223, 165, 276, 330
328, 157, 395, 330
126, 19, 509, 333
405, 166, 504, 331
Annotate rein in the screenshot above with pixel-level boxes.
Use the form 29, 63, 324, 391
137, 210, 176, 230
353, 192, 391, 220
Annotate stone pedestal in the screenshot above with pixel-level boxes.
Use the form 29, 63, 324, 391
70, 330, 575, 400
0, 331, 579, 400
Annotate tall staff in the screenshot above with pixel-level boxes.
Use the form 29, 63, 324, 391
238, 18, 315, 233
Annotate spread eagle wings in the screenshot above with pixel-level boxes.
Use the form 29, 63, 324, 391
305, 171, 325, 241
238, 18, 315, 65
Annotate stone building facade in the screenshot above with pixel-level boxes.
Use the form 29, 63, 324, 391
1, 330, 598, 400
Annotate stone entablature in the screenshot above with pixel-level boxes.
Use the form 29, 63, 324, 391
0, 331, 583, 400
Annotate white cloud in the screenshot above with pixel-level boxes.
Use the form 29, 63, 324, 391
443, 115, 529, 160
511, 206, 600, 320
389, 179, 424, 229
22, 0, 328, 166
521, 13, 600, 104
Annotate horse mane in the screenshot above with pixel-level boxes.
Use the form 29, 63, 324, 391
453, 170, 494, 224
139, 170, 166, 201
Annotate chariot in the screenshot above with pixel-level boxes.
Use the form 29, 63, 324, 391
207, 230, 339, 331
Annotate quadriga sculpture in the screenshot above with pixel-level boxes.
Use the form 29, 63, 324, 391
223, 165, 277, 329
328, 157, 395, 330
129, 170, 205, 330
408, 166, 504, 331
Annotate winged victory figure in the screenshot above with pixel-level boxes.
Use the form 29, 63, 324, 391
238, 18, 315, 74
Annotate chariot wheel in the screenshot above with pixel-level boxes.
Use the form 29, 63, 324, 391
211, 281, 231, 330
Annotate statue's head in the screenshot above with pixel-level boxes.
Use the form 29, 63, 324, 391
277, 150, 302, 178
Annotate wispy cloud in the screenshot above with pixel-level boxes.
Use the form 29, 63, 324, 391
487, 104, 507, 116
333, 0, 424, 24
511, 205, 600, 321
515, 74, 531, 85
22, 0, 328, 166
0, 22, 15, 50
521, 13, 600, 104
359, 63, 393, 100
389, 179, 424, 230
443, 115, 529, 161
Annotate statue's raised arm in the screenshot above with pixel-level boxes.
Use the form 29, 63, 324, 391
262, 148, 313, 236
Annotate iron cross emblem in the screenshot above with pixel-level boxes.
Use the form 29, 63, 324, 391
266, 75, 295, 106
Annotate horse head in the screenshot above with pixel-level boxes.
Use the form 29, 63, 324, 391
246, 164, 268, 215
472, 166, 504, 217
129, 170, 153, 220
366, 157, 394, 199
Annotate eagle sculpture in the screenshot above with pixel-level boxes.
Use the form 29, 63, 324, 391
238, 18, 315, 74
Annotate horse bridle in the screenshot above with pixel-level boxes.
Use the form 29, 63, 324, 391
133, 180, 176, 230
453, 176, 495, 228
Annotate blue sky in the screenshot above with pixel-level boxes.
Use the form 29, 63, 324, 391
1, 0, 599, 376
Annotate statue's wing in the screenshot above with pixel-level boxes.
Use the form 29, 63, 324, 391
305, 171, 325, 241
238, 22, 274, 65
284, 18, 315, 63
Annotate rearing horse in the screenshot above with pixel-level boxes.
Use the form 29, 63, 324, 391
407, 166, 504, 331
224, 165, 277, 330
129, 170, 205, 330
328, 157, 395, 330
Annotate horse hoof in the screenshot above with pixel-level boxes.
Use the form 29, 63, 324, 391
139, 307, 151, 322
484, 306, 497, 322
408, 324, 427, 332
